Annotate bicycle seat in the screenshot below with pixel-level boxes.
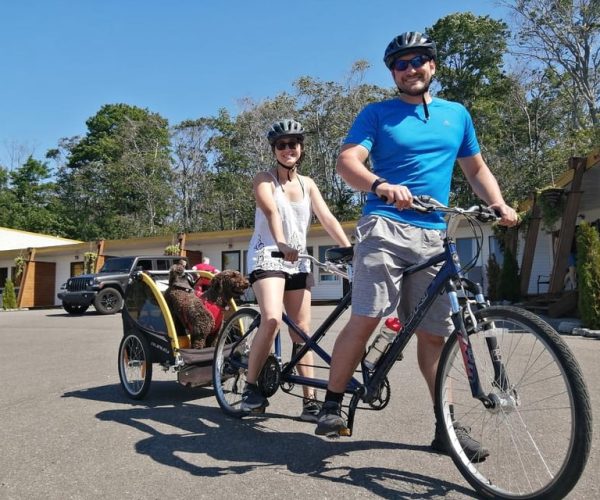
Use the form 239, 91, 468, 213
325, 246, 354, 264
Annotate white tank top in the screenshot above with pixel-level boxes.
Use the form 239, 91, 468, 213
247, 172, 312, 275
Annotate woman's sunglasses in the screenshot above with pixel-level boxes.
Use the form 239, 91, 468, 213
392, 54, 431, 72
275, 140, 301, 150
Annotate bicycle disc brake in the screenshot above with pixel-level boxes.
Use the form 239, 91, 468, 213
257, 354, 281, 397
368, 377, 391, 410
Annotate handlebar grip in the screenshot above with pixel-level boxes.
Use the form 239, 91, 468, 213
271, 251, 285, 258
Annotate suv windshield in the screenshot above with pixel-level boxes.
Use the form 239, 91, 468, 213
99, 257, 136, 273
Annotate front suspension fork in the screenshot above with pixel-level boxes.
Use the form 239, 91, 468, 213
448, 282, 494, 407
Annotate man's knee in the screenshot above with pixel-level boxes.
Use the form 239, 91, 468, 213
339, 315, 380, 344
416, 330, 445, 351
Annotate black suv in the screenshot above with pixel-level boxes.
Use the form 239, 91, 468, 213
58, 255, 186, 315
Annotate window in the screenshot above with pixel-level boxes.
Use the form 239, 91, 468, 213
457, 237, 483, 284
318, 245, 338, 282
242, 250, 249, 276
156, 259, 174, 271
456, 238, 474, 267
0, 267, 7, 288
222, 251, 241, 272
70, 262, 85, 277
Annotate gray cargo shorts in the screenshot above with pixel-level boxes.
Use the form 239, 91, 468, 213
351, 215, 453, 337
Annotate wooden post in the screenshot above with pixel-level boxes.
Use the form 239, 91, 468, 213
95, 239, 105, 272
519, 203, 542, 296
16, 248, 35, 308
548, 157, 586, 293
178, 232, 187, 257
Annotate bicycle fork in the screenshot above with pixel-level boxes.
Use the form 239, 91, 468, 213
448, 281, 510, 408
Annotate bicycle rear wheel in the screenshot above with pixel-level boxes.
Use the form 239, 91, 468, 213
212, 307, 260, 417
436, 305, 591, 499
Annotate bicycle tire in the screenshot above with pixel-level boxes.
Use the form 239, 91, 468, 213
118, 332, 153, 399
435, 305, 592, 499
212, 307, 261, 417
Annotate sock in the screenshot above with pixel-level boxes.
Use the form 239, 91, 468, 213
324, 390, 344, 405
246, 382, 259, 393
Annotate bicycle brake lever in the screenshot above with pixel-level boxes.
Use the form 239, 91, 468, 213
411, 195, 434, 213
474, 205, 500, 222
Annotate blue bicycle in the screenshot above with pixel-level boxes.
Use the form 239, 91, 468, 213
212, 196, 592, 500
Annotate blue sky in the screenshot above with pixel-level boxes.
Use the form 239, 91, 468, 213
0, 0, 508, 168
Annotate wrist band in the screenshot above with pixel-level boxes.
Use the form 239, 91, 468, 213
370, 178, 387, 194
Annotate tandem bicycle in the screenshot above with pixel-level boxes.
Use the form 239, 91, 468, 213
212, 196, 592, 500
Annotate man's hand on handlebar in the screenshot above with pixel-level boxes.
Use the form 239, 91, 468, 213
375, 182, 413, 210
489, 202, 518, 227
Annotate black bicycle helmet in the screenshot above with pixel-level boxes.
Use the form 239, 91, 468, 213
383, 32, 437, 69
267, 119, 305, 145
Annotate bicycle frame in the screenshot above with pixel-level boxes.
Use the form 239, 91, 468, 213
268, 231, 493, 410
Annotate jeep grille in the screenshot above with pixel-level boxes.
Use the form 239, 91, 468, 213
67, 277, 91, 292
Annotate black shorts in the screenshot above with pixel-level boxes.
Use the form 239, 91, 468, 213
249, 270, 313, 291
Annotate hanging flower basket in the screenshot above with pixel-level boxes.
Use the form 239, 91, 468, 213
537, 187, 566, 232
539, 187, 565, 207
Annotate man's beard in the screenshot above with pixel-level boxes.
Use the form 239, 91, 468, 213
396, 77, 432, 96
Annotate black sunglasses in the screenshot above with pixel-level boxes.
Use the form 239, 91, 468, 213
275, 140, 301, 150
393, 54, 431, 72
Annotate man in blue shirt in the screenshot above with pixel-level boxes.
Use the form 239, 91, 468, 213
316, 32, 517, 462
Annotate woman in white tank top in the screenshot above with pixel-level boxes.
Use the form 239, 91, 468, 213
242, 119, 351, 419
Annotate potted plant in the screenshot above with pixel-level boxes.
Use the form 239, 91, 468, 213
164, 244, 181, 256
14, 255, 25, 281
83, 252, 97, 274
537, 187, 566, 232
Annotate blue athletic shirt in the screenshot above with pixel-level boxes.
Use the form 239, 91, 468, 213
344, 97, 480, 229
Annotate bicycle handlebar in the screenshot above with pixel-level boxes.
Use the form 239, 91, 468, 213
378, 193, 499, 223
411, 195, 500, 223
270, 250, 351, 279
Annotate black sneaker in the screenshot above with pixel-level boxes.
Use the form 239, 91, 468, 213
300, 398, 321, 422
431, 422, 489, 463
315, 401, 345, 436
241, 385, 268, 412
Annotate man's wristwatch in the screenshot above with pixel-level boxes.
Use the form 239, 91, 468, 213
370, 177, 387, 194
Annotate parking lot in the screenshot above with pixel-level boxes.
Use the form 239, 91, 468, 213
1, 307, 598, 499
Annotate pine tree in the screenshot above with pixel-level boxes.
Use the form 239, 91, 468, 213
2, 278, 17, 310
498, 248, 521, 303
577, 222, 600, 329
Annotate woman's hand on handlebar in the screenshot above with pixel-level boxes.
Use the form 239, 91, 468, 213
489, 202, 518, 227
276, 242, 299, 263
375, 182, 413, 210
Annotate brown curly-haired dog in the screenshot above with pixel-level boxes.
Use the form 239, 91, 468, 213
164, 263, 215, 349
198, 270, 250, 347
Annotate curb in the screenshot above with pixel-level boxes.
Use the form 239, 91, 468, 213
572, 327, 600, 339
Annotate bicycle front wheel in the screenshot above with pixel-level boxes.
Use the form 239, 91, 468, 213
212, 307, 260, 417
436, 305, 591, 499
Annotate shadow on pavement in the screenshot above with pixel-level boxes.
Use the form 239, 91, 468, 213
64, 384, 476, 499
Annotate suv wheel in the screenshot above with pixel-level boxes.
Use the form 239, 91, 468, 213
63, 303, 89, 315
94, 288, 124, 315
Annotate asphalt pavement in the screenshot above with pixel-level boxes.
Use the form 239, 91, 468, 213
0, 306, 598, 499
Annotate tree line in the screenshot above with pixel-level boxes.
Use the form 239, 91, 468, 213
1, 3, 598, 242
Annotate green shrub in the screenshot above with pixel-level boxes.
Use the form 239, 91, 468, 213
497, 248, 521, 303
577, 222, 600, 329
2, 278, 17, 310
486, 254, 501, 302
